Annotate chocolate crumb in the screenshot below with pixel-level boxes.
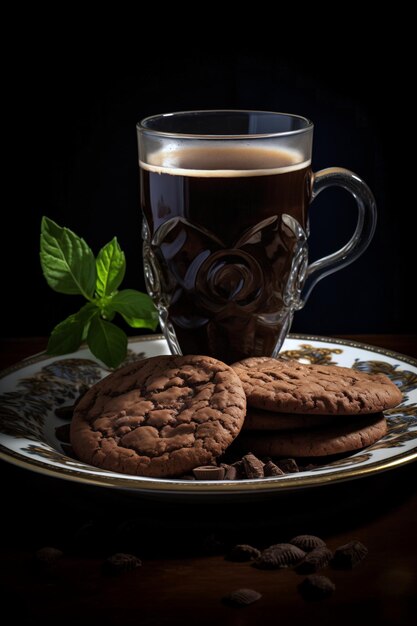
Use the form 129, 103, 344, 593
193, 466, 225, 480
253, 543, 305, 569
277, 458, 299, 473
290, 535, 326, 552
225, 544, 261, 562
102, 553, 142, 575
35, 547, 63, 565
220, 464, 238, 480
222, 588, 262, 607
263, 460, 285, 477
296, 547, 333, 574
298, 575, 335, 601
242, 453, 264, 478
231, 460, 246, 478
181, 475, 196, 481
332, 540, 368, 569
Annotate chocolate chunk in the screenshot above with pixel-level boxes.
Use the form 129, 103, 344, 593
242, 453, 264, 478
102, 553, 142, 575
181, 474, 196, 480
193, 466, 225, 480
225, 544, 261, 562
222, 588, 262, 607
298, 575, 335, 601
290, 535, 326, 552
35, 546, 63, 565
220, 464, 238, 480
253, 543, 305, 569
263, 460, 285, 476
277, 458, 299, 473
231, 460, 245, 478
54, 405, 75, 420
296, 547, 333, 574
332, 540, 368, 569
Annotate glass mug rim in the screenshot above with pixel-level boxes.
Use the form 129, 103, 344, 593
137, 109, 313, 140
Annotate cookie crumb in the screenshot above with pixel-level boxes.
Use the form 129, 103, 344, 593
298, 575, 335, 601
253, 543, 305, 569
222, 588, 262, 606
332, 540, 368, 569
35, 546, 63, 565
225, 544, 261, 562
290, 535, 326, 552
296, 547, 333, 574
102, 553, 142, 575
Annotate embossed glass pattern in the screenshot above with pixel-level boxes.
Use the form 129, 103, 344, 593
137, 111, 376, 362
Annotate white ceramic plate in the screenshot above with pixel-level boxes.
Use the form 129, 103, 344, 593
1, 334, 416, 496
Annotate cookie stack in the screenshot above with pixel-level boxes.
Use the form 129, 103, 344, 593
231, 357, 403, 458
70, 354, 402, 478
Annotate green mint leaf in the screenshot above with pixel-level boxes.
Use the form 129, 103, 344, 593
95, 237, 126, 297
40, 216, 96, 299
109, 289, 159, 330
87, 316, 128, 368
46, 304, 98, 356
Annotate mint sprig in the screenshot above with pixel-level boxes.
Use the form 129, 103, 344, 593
40, 216, 158, 368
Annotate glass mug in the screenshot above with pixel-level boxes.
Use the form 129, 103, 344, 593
137, 110, 376, 363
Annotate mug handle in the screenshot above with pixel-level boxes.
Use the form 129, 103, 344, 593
297, 167, 377, 308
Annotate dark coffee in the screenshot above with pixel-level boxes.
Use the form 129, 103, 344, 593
140, 146, 312, 363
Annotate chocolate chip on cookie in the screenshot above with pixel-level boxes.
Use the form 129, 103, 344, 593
71, 355, 246, 478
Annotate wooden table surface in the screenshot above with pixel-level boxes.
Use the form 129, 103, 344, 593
1, 335, 416, 626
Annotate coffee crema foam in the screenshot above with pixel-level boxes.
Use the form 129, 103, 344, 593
140, 145, 311, 178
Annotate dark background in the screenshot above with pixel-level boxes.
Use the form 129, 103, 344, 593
4, 45, 415, 340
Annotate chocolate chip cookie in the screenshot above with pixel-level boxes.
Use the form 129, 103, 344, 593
232, 357, 402, 414
71, 355, 246, 477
